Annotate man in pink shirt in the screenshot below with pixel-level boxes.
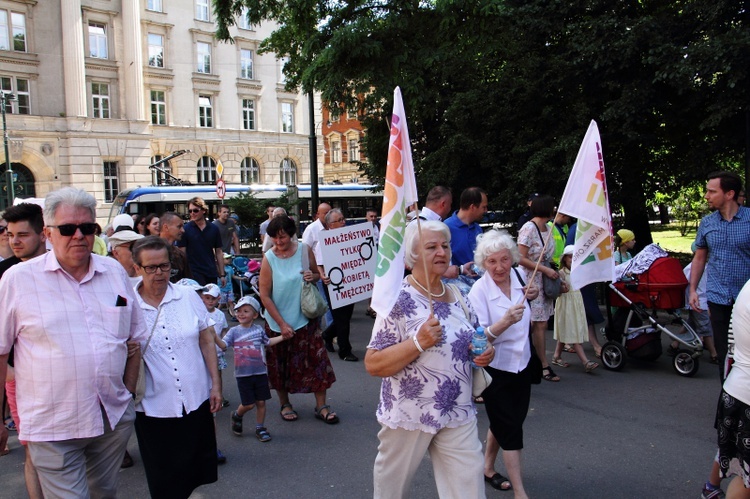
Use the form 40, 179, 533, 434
0, 187, 147, 498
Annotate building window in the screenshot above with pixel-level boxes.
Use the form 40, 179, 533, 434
0, 11, 26, 52
196, 41, 211, 73
347, 107, 357, 120
196, 156, 216, 184
240, 157, 259, 184
240, 49, 253, 79
281, 102, 293, 133
150, 90, 166, 125
88, 22, 108, 59
0, 76, 29, 114
198, 95, 213, 127
151, 155, 171, 185
103, 161, 119, 203
147, 0, 162, 12
91, 83, 110, 119
196, 0, 210, 21
331, 139, 341, 163
148, 34, 164, 68
242, 99, 255, 130
237, 7, 251, 30
348, 137, 359, 161
280, 157, 296, 185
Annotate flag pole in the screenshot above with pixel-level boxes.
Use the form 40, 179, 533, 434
522, 221, 556, 303
412, 203, 435, 316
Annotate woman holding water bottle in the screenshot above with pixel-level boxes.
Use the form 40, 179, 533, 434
468, 230, 537, 498
365, 220, 495, 498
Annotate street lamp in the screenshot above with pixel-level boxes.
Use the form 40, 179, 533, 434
1, 92, 16, 207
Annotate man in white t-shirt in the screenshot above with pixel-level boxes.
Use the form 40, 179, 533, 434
301, 203, 331, 255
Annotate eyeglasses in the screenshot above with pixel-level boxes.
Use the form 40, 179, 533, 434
0, 226, 6, 234
140, 262, 171, 274
48, 223, 98, 236
188, 208, 203, 214
330, 218, 345, 224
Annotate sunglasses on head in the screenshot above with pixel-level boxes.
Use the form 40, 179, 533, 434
48, 223, 98, 236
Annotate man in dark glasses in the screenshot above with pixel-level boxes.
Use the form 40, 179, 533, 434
0, 187, 148, 498
176, 197, 225, 287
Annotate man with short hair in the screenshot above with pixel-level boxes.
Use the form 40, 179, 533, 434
0, 187, 147, 498
213, 204, 240, 255
259, 205, 275, 244
177, 197, 225, 287
443, 187, 488, 279
159, 211, 192, 283
0, 202, 47, 499
301, 203, 331, 255
419, 185, 453, 221
690, 171, 750, 378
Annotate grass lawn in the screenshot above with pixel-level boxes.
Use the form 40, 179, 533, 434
649, 222, 698, 264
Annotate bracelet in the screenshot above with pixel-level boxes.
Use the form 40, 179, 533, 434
486, 325, 498, 340
458, 264, 463, 275
412, 334, 425, 353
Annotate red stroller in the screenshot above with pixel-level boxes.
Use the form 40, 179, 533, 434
603, 256, 703, 377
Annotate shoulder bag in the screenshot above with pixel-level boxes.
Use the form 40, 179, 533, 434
532, 222, 562, 299
300, 243, 329, 319
134, 304, 162, 405
450, 284, 493, 398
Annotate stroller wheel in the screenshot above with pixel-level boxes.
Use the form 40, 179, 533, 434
601, 341, 627, 371
673, 350, 700, 377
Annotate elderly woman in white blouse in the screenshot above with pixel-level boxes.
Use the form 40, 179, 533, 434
132, 236, 222, 499
468, 230, 538, 499
365, 220, 494, 498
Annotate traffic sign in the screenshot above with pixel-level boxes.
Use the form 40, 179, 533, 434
216, 178, 226, 199
216, 160, 224, 178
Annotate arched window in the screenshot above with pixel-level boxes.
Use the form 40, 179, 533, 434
280, 157, 296, 185
151, 155, 172, 185
240, 157, 260, 184
0, 163, 35, 211
196, 156, 216, 184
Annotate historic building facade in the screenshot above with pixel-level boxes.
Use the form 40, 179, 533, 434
321, 103, 367, 185
0, 0, 322, 219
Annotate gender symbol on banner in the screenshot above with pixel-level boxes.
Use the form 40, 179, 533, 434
359, 236, 375, 261
328, 266, 345, 292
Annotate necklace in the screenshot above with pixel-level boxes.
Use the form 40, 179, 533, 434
410, 275, 446, 298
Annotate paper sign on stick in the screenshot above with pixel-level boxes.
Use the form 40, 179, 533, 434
320, 222, 377, 309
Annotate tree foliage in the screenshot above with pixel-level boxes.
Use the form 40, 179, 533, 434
214, 0, 749, 243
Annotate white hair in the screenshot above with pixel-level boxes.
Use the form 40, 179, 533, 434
43, 187, 97, 225
474, 230, 520, 270
403, 220, 451, 268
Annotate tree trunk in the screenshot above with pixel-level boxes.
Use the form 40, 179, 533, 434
620, 194, 653, 255
657, 203, 670, 224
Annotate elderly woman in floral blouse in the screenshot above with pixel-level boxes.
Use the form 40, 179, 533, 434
365, 220, 494, 499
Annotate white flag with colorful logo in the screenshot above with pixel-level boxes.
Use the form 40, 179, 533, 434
371, 87, 419, 317
557, 120, 615, 289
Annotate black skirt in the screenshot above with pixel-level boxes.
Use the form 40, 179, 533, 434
135, 399, 217, 499
483, 364, 532, 451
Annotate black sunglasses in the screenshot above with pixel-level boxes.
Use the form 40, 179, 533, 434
0, 226, 6, 234
188, 208, 203, 213
48, 223, 98, 236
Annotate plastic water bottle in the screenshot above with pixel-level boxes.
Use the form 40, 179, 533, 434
471, 327, 488, 367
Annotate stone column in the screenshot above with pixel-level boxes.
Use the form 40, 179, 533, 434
60, 0, 87, 117
121, 0, 145, 121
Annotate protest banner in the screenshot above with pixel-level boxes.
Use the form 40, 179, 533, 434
320, 222, 378, 309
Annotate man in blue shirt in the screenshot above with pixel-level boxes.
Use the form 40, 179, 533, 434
690, 171, 750, 379
177, 197, 225, 286
443, 187, 487, 279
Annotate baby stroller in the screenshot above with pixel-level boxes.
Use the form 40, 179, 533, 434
602, 246, 703, 377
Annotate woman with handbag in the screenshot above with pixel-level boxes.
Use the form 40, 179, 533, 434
517, 194, 560, 382
365, 220, 495, 498
468, 229, 538, 497
317, 209, 358, 361
132, 236, 222, 499
258, 216, 338, 424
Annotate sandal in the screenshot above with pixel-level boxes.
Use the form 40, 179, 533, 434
255, 426, 272, 442
551, 357, 569, 368
314, 405, 339, 424
542, 367, 560, 382
563, 345, 576, 353
585, 361, 599, 373
710, 356, 719, 365
473, 396, 485, 404
3, 418, 15, 432
484, 472, 512, 491
280, 403, 298, 422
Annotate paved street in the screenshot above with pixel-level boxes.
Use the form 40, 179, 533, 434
1, 300, 723, 498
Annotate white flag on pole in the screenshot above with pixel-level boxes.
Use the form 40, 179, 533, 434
370, 87, 419, 317
557, 120, 615, 289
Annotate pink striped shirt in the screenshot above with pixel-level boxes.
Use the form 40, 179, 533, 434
0, 252, 147, 442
